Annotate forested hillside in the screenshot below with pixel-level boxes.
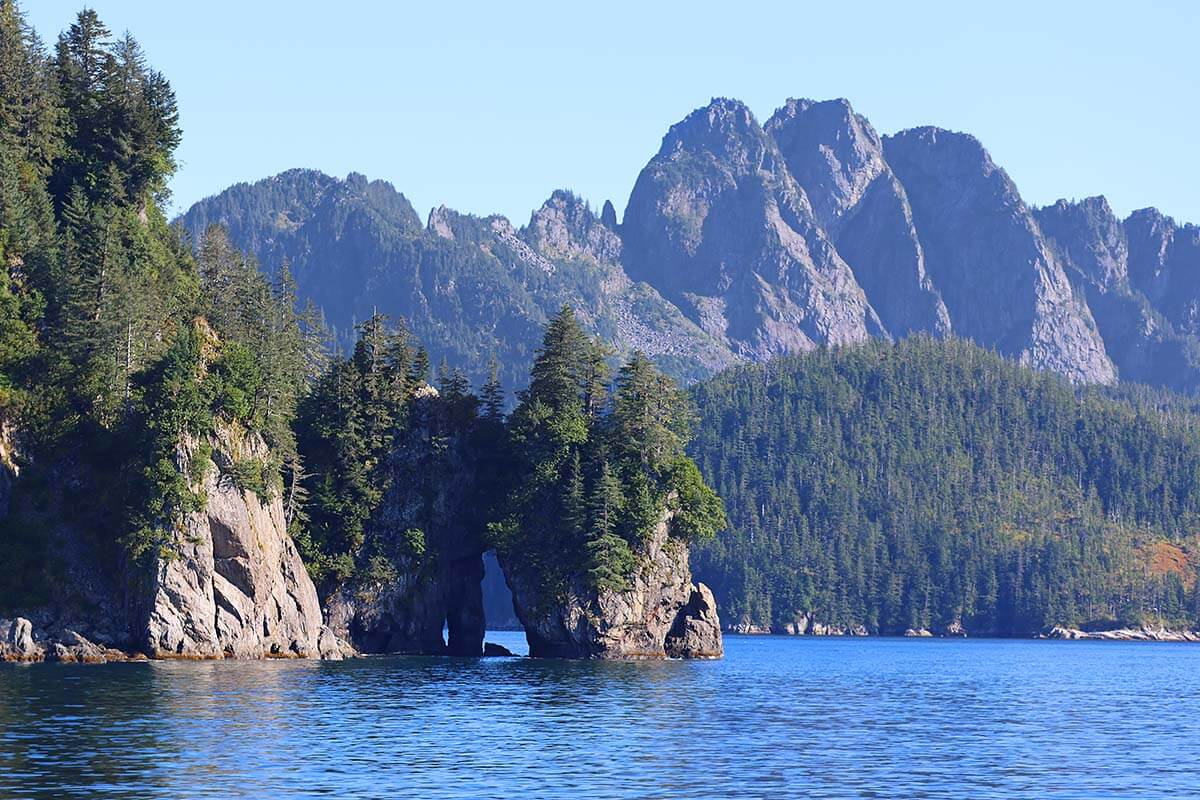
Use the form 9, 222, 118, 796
689, 337, 1200, 636
0, 3, 323, 614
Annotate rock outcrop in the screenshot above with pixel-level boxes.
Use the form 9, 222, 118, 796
1040, 625, 1200, 642
323, 387, 488, 656
135, 423, 332, 659
500, 507, 722, 659
0, 417, 348, 662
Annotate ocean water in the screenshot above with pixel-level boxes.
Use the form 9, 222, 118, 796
1, 633, 1197, 799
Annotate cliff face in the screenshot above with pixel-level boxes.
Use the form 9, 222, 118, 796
765, 98, 951, 338
500, 507, 722, 660
137, 424, 343, 659
882, 127, 1116, 384
1, 422, 349, 662
621, 98, 882, 360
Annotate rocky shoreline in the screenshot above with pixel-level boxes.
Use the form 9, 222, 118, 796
722, 621, 1200, 642
1038, 626, 1200, 642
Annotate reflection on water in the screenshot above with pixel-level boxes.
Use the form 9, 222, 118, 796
2, 632, 1199, 799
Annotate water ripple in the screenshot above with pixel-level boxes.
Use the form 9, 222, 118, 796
1, 634, 1198, 798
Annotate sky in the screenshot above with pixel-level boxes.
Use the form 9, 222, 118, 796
24, 1, 1200, 225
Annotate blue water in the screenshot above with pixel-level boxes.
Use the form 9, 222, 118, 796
1, 634, 1198, 799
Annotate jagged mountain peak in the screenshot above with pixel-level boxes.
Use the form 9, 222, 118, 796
765, 96, 886, 231
1036, 196, 1128, 291
523, 190, 622, 264
658, 97, 777, 171
884, 126, 1012, 187
623, 97, 881, 358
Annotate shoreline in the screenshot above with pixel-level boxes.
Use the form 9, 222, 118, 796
722, 625, 1200, 643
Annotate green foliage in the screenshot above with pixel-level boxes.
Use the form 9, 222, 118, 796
292, 313, 485, 589
230, 456, 276, 501
689, 336, 1200, 634
494, 310, 721, 597
667, 456, 726, 542
400, 527, 427, 560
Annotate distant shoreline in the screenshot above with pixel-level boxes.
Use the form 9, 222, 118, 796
723, 627, 1200, 643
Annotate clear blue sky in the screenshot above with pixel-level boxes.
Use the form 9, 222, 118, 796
25, 1, 1200, 225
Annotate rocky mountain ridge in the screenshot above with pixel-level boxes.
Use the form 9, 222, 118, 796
181, 95, 1200, 393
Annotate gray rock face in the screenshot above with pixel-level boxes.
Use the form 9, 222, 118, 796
1126, 208, 1200, 336
501, 507, 722, 659
664, 582, 722, 658
1036, 198, 1200, 391
622, 98, 882, 360
525, 190, 624, 264
766, 98, 950, 338
138, 424, 328, 659
883, 127, 1115, 384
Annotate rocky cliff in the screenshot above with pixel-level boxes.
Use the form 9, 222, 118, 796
500, 507, 722, 660
0, 422, 349, 662
137, 423, 346, 660
621, 98, 882, 359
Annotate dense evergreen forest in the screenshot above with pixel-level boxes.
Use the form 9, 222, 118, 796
0, 3, 323, 603
690, 336, 1200, 635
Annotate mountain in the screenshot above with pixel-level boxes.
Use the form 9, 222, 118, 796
620, 98, 882, 358
687, 336, 1200, 636
179, 170, 735, 390
764, 98, 951, 338
1036, 199, 1200, 392
180, 96, 1200, 395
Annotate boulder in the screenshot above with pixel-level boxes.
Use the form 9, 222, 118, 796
46, 630, 109, 664
482, 641, 515, 657
665, 583, 723, 659
316, 625, 353, 661
0, 617, 42, 661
